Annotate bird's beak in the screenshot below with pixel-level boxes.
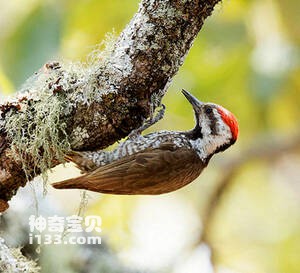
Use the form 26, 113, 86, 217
181, 89, 203, 111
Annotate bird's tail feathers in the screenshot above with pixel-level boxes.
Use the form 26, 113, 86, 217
52, 177, 84, 190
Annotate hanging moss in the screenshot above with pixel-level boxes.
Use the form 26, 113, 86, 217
5, 90, 71, 186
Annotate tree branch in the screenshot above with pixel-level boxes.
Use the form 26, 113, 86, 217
0, 0, 221, 211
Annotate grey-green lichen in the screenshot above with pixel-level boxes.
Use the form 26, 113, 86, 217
5, 90, 71, 185
70, 126, 90, 147
0, 237, 40, 273
67, 32, 119, 104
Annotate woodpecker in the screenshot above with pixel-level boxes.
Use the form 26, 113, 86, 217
52, 90, 238, 194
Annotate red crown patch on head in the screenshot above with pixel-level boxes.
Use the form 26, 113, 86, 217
217, 106, 239, 141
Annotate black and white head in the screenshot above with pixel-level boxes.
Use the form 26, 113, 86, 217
182, 89, 238, 161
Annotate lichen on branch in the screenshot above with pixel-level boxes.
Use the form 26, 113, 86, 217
0, 237, 40, 273
5, 92, 70, 180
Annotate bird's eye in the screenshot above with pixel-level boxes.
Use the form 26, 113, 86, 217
205, 108, 212, 114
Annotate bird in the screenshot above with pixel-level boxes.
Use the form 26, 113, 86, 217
52, 90, 238, 194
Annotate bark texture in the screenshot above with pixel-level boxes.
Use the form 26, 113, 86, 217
0, 0, 221, 211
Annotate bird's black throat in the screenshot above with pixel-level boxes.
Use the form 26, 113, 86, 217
185, 124, 203, 140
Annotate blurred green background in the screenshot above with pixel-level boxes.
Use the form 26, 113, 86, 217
0, 0, 300, 273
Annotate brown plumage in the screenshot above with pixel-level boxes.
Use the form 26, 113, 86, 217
53, 143, 205, 194
52, 90, 238, 195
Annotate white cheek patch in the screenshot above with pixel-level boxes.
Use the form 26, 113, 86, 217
191, 134, 231, 161
200, 116, 212, 136
191, 108, 232, 160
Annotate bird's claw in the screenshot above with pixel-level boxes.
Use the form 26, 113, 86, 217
129, 104, 166, 139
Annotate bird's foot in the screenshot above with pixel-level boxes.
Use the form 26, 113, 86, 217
128, 104, 166, 139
